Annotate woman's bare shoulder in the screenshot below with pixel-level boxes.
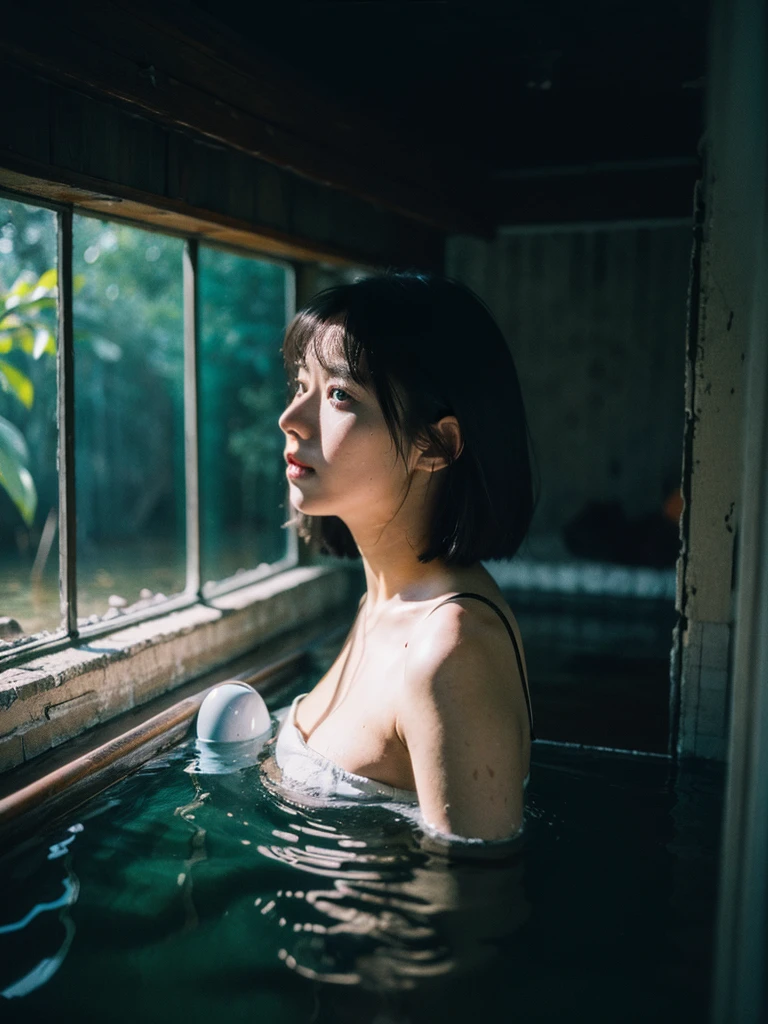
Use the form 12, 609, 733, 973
433, 584, 529, 694
394, 589, 530, 761
395, 599, 528, 840
400, 594, 521, 700
411, 585, 524, 672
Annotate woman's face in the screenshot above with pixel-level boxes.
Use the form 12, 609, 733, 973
278, 332, 415, 525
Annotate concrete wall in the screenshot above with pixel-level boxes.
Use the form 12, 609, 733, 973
447, 222, 692, 545
672, 0, 757, 763
707, 0, 768, 1014
448, 207, 748, 765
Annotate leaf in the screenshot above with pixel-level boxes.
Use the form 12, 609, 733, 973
7, 296, 56, 317
36, 268, 57, 291
8, 271, 35, 298
0, 415, 30, 462
33, 329, 55, 359
0, 415, 36, 526
16, 326, 35, 355
0, 360, 34, 408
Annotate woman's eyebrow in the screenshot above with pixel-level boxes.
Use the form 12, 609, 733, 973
324, 362, 355, 381
297, 358, 354, 382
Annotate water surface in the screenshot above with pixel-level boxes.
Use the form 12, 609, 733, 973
0, 674, 723, 1023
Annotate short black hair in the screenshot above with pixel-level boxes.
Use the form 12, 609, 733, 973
281, 268, 540, 566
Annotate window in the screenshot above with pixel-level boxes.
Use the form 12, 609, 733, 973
73, 216, 187, 622
198, 245, 293, 591
0, 192, 296, 663
0, 198, 59, 640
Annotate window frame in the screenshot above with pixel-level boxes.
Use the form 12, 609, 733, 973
0, 186, 300, 670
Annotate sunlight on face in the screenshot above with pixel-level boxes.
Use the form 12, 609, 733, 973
278, 329, 414, 525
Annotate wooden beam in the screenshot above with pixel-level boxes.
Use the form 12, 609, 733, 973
0, 162, 443, 272
2, 1, 493, 238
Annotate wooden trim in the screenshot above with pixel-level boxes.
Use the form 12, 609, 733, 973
0, 647, 307, 844
0, 162, 386, 269
0, 564, 355, 772
0, 695, 200, 828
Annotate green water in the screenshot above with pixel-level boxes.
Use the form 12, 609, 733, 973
0, 672, 724, 1024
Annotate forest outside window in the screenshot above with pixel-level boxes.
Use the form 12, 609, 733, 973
0, 192, 297, 664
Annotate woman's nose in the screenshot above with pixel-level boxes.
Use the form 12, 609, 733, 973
278, 390, 313, 437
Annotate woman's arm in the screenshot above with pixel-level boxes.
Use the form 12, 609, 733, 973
396, 602, 527, 841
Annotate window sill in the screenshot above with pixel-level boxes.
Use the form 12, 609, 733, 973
0, 564, 356, 774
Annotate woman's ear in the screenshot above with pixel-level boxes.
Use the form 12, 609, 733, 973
414, 415, 463, 473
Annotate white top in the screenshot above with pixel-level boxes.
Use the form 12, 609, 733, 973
267, 691, 529, 805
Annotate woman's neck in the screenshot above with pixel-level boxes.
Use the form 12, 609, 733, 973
353, 535, 490, 614
340, 466, 487, 611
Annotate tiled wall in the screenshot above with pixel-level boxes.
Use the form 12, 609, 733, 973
679, 623, 732, 760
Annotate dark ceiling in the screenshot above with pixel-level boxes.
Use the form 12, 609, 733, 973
190, 0, 708, 178
2, 0, 706, 231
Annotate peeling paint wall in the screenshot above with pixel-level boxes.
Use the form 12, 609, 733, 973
681, 184, 744, 629
674, 13, 755, 763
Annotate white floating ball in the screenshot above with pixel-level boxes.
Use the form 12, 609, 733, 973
196, 682, 271, 744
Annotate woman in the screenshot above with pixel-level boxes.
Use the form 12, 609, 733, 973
272, 269, 539, 842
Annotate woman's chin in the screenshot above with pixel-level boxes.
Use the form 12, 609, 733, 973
287, 476, 317, 497
288, 490, 329, 516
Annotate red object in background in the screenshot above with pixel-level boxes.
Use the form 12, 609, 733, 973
563, 496, 682, 568
663, 487, 684, 524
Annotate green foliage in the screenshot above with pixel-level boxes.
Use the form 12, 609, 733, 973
228, 384, 286, 474
0, 201, 59, 534
72, 218, 184, 385
0, 415, 36, 527
0, 265, 58, 376
0, 266, 59, 525
199, 245, 287, 487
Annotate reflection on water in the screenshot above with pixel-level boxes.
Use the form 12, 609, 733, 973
0, 685, 724, 1024
0, 859, 79, 999
185, 752, 532, 993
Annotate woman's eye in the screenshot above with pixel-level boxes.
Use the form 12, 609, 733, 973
329, 386, 352, 405
289, 379, 351, 406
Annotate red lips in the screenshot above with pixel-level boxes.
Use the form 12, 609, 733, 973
285, 452, 314, 470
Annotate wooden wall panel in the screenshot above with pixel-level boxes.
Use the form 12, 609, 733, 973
292, 176, 335, 245
51, 88, 168, 197
0, 66, 51, 166
1, 74, 444, 272
1, 2, 488, 238
255, 163, 292, 233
